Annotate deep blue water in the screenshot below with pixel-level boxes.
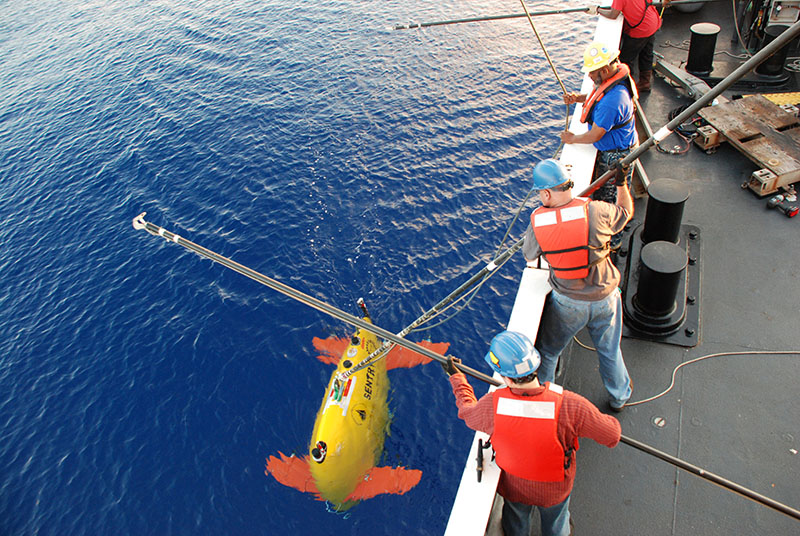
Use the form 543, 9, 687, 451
0, 1, 591, 534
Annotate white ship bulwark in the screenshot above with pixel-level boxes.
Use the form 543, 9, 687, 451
444, 15, 624, 536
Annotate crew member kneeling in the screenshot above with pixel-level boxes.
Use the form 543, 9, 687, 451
444, 331, 621, 536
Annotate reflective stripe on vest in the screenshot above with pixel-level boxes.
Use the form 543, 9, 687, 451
580, 63, 638, 127
491, 383, 567, 482
532, 198, 591, 279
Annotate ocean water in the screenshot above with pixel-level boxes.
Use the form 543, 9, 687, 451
0, 1, 591, 534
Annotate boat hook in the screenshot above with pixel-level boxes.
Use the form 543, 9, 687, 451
393, 1, 728, 31
132, 212, 800, 522
131, 17, 800, 522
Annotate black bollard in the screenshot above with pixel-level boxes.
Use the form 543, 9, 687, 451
632, 241, 688, 324
755, 25, 792, 77
686, 23, 720, 77
621, 179, 701, 346
641, 179, 690, 245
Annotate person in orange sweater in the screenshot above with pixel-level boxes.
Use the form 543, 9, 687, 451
443, 331, 621, 536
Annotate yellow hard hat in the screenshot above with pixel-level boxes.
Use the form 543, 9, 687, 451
581, 41, 620, 73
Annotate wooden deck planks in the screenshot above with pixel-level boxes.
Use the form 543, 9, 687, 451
699, 95, 800, 177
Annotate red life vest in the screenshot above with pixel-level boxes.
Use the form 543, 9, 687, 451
580, 63, 638, 127
491, 383, 577, 482
532, 198, 595, 279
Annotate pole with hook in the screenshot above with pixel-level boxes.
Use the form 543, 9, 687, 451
131, 213, 497, 386
392, 1, 725, 31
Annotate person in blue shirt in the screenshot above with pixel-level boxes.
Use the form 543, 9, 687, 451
560, 42, 638, 249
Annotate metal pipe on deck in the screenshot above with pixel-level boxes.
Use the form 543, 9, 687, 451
620, 435, 800, 521
582, 17, 800, 198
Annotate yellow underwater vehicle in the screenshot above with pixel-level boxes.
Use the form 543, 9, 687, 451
266, 300, 448, 510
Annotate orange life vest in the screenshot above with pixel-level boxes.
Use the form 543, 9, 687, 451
532, 197, 600, 279
580, 63, 638, 127
491, 383, 577, 482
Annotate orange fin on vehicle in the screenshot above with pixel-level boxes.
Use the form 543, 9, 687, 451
313, 336, 449, 369
346, 466, 422, 501
312, 336, 348, 365
265, 452, 321, 499
386, 341, 450, 370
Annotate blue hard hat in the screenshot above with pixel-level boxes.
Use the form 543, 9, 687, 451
484, 331, 541, 378
531, 159, 570, 191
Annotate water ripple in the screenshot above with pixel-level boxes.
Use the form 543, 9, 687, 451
0, 1, 591, 534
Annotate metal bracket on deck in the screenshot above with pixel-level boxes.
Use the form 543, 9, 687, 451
695, 125, 723, 152
654, 53, 729, 105
747, 168, 781, 195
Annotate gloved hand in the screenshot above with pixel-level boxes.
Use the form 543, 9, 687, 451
441, 356, 462, 377
604, 169, 621, 187
611, 161, 631, 187
586, 5, 599, 15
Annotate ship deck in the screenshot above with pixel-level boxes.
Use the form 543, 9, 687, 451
561, 5, 800, 535
447, 3, 800, 535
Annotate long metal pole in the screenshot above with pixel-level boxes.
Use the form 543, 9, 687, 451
337, 238, 523, 379
620, 435, 800, 521
132, 201, 800, 520
393, 7, 593, 31
132, 20, 800, 517
132, 210, 800, 520
131, 213, 498, 386
582, 17, 800, 197
393, 1, 724, 31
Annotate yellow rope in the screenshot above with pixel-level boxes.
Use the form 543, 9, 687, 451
517, 0, 568, 96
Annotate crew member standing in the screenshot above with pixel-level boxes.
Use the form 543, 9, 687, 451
596, 0, 668, 92
523, 158, 633, 411
560, 41, 637, 241
443, 331, 621, 536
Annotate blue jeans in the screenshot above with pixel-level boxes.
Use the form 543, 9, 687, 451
501, 495, 571, 536
535, 289, 632, 408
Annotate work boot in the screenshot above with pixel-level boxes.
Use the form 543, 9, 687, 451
637, 70, 652, 92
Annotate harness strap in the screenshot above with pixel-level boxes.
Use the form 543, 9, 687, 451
627, 0, 655, 32
548, 255, 609, 272
542, 242, 609, 256
542, 243, 610, 272
608, 113, 634, 131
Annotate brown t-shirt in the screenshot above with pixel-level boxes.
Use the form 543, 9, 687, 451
522, 199, 631, 301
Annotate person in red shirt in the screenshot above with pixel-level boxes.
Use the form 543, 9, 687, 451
443, 331, 621, 536
597, 0, 670, 91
